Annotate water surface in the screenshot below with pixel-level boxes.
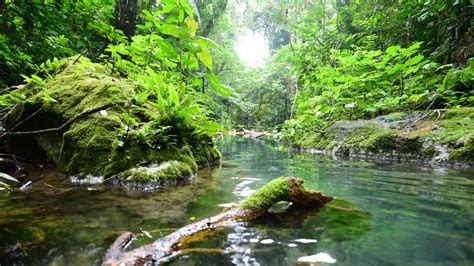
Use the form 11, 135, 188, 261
1, 136, 473, 265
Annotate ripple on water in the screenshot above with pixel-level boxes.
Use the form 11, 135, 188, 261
1, 136, 473, 265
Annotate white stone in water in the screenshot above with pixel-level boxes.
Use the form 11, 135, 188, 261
249, 238, 259, 243
239, 188, 255, 197
70, 174, 103, 185
241, 177, 259, 181
218, 203, 237, 208
236, 180, 254, 188
288, 243, 298, 247
294, 238, 318, 244
297, 253, 337, 264
260, 239, 274, 244
140, 229, 152, 238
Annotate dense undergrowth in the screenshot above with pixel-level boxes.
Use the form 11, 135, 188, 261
200, 0, 473, 133
0, 0, 473, 188
0, 0, 225, 185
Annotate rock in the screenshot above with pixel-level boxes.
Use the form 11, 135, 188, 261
297, 252, 337, 264
292, 108, 474, 166
1, 56, 221, 185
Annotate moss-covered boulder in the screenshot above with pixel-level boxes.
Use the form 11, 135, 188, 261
295, 107, 474, 166
1, 57, 220, 185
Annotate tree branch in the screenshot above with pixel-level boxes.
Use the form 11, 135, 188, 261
0, 103, 115, 137
102, 177, 332, 266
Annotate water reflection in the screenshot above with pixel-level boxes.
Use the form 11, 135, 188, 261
171, 136, 474, 265
1, 136, 473, 265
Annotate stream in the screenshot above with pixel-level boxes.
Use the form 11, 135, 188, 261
1, 136, 473, 265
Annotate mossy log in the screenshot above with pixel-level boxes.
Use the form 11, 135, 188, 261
102, 177, 333, 265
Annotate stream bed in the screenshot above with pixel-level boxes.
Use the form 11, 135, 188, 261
1, 136, 473, 265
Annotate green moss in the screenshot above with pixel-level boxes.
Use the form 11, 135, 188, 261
58, 116, 119, 174
240, 177, 290, 210
102, 139, 203, 178
2, 56, 222, 183
39, 57, 131, 118
179, 153, 199, 172
442, 107, 474, 120
435, 108, 473, 145
35, 133, 63, 162
300, 132, 334, 149
449, 135, 474, 162
191, 141, 222, 166
344, 122, 396, 153
26, 56, 128, 175
421, 144, 438, 158
293, 109, 474, 163
119, 161, 193, 183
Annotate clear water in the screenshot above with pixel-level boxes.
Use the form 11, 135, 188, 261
1, 136, 473, 265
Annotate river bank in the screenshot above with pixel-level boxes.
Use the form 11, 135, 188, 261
281, 108, 474, 168
1, 136, 472, 264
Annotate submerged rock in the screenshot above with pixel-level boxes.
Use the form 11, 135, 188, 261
294, 108, 474, 166
298, 253, 337, 264
1, 57, 220, 187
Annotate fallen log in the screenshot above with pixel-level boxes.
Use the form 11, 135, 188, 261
102, 177, 333, 266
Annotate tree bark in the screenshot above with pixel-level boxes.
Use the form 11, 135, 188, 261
0, 0, 7, 34
114, 0, 138, 39
102, 177, 332, 265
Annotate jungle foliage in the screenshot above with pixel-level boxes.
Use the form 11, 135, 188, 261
197, 0, 473, 134
0, 0, 473, 144
277, 0, 473, 141
1, 0, 232, 154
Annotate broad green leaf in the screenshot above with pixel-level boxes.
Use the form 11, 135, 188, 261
135, 92, 149, 103
205, 71, 232, 97
185, 17, 198, 37
0, 173, 20, 183
385, 45, 401, 55
405, 55, 424, 66
196, 39, 212, 70
141, 10, 154, 21
197, 36, 218, 48
158, 23, 180, 37
168, 85, 179, 106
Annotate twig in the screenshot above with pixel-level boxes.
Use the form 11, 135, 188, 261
53, 49, 88, 76
315, 121, 335, 136
1, 50, 88, 137
408, 109, 444, 129
1, 103, 19, 122
180, 248, 228, 255
434, 109, 442, 122
425, 95, 437, 112
0, 103, 114, 137
2, 106, 44, 136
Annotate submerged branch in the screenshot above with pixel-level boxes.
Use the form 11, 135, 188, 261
102, 177, 332, 265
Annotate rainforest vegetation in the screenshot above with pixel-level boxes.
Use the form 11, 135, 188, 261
0, 1, 473, 264
0, 0, 473, 181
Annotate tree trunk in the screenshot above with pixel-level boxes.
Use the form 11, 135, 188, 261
114, 0, 138, 39
0, 0, 7, 35
102, 177, 332, 265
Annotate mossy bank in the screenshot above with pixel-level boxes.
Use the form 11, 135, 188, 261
1, 57, 221, 187
286, 108, 474, 167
